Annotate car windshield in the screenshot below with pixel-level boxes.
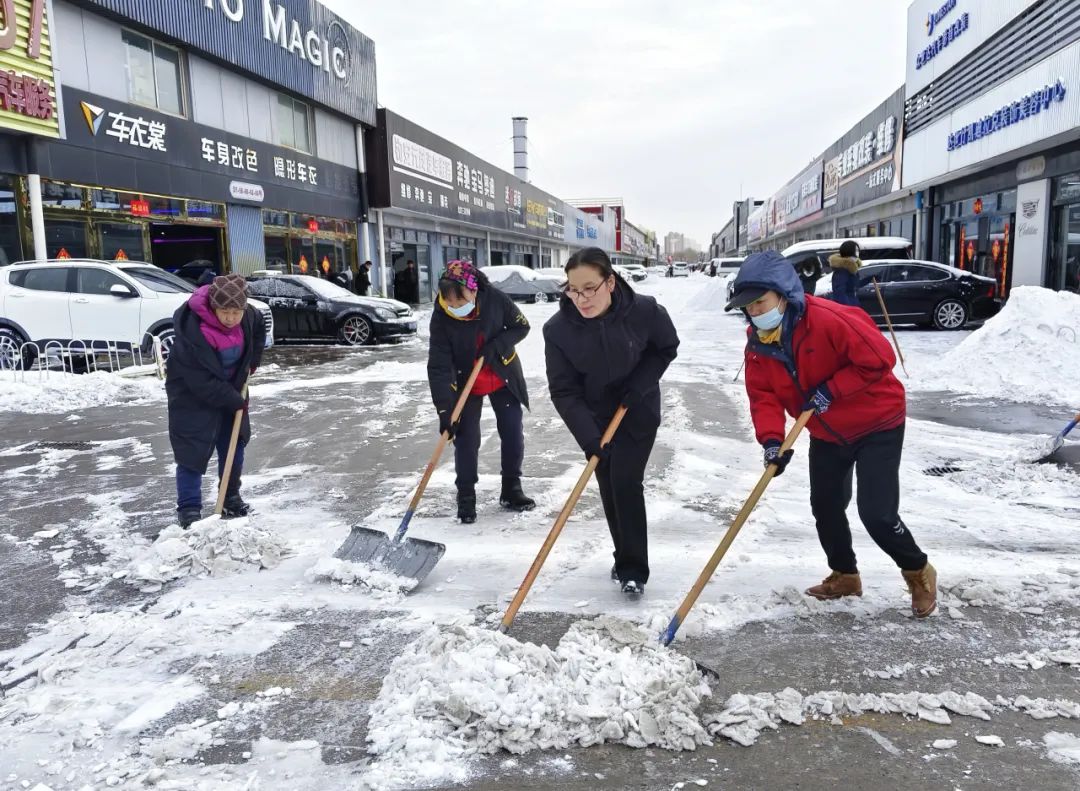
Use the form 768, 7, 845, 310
123, 266, 195, 294
293, 275, 355, 300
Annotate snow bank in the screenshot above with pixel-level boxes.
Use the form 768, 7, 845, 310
915, 286, 1080, 405
121, 516, 290, 591
0, 371, 163, 414
365, 617, 711, 787
686, 275, 734, 312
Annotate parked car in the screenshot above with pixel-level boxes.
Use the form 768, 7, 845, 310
481, 265, 561, 303
710, 257, 744, 275
668, 261, 690, 278
245, 273, 416, 345
816, 259, 999, 330
535, 267, 568, 283
0, 259, 273, 367
173, 259, 219, 284
782, 236, 913, 289
619, 263, 649, 282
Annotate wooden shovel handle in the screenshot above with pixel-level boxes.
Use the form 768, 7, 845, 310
872, 278, 908, 377
661, 409, 814, 645
499, 406, 629, 633
214, 382, 249, 517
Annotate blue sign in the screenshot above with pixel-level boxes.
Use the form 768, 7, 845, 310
926, 0, 957, 37
587, 226, 598, 239
576, 217, 585, 239
916, 10, 969, 70
75, 0, 377, 124
947, 81, 1067, 152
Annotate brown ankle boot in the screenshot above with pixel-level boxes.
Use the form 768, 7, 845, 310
902, 563, 937, 618
805, 571, 862, 601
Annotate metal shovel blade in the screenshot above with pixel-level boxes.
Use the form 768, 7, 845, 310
333, 525, 446, 586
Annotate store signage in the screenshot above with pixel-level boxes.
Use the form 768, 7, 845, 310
81, 100, 167, 151
926, 0, 957, 36
79, 0, 376, 123
307, 219, 319, 232
575, 217, 585, 239
0, 0, 58, 137
229, 181, 264, 202
374, 109, 566, 241
129, 199, 150, 216
1017, 156, 1046, 181
822, 88, 905, 212
947, 80, 1067, 152
916, 8, 969, 70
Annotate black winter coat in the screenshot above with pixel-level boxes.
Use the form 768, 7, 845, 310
166, 302, 266, 473
428, 285, 530, 413
543, 278, 679, 451
356, 267, 371, 296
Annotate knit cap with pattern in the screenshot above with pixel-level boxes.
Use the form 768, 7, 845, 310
208, 274, 248, 311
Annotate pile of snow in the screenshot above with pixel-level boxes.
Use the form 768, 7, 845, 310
686, 275, 735, 312
364, 617, 711, 787
916, 286, 1080, 405
1045, 731, 1080, 765
0, 371, 163, 414
121, 516, 289, 591
305, 556, 416, 600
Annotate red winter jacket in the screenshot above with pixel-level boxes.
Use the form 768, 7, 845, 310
745, 295, 906, 446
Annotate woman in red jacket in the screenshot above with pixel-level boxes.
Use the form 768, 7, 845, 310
726, 251, 937, 618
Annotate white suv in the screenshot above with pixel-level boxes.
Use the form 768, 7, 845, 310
0, 259, 273, 365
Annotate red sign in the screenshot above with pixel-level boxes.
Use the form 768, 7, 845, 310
56, 247, 70, 260
973, 198, 984, 215
0, 71, 53, 120
114, 249, 129, 261
130, 199, 150, 217
298, 255, 309, 274
307, 219, 319, 233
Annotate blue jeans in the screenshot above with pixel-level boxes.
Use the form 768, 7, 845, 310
176, 423, 246, 510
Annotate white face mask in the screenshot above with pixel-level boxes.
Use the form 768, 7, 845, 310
751, 305, 784, 330
447, 301, 475, 318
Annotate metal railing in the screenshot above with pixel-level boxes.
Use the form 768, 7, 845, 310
0, 334, 166, 383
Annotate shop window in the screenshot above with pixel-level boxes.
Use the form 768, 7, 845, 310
99, 222, 147, 262
0, 176, 19, 265
263, 210, 290, 228
186, 201, 224, 221
264, 234, 290, 272
122, 30, 185, 116
148, 196, 183, 218
45, 219, 88, 259
43, 182, 84, 209
277, 94, 312, 153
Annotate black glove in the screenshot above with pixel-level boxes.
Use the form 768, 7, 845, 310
620, 388, 643, 410
804, 384, 833, 415
763, 440, 794, 477
438, 410, 456, 439
584, 438, 611, 463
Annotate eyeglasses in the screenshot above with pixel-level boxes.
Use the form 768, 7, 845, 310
561, 279, 611, 301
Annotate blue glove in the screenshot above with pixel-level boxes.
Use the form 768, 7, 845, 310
763, 440, 794, 477
806, 384, 833, 415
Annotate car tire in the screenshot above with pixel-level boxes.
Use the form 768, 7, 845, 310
340, 315, 373, 346
154, 326, 176, 361
933, 299, 968, 331
0, 326, 33, 370
532, 292, 548, 304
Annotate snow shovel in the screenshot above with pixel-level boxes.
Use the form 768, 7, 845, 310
333, 358, 486, 584
214, 382, 249, 517
660, 409, 814, 647
498, 406, 629, 634
1034, 409, 1080, 462
872, 278, 908, 378
925, 408, 1080, 476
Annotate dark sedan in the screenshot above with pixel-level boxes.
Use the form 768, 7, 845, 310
820, 259, 999, 330
246, 273, 417, 345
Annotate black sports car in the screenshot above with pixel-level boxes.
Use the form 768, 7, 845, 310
246, 274, 417, 345
819, 259, 1000, 330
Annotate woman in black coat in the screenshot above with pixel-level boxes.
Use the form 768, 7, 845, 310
543, 247, 679, 596
166, 275, 266, 527
428, 260, 535, 523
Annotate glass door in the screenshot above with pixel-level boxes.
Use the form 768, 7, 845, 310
1051, 204, 1080, 293
97, 221, 148, 263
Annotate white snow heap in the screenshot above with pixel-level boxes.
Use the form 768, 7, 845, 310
365, 617, 712, 784
122, 516, 289, 591
305, 557, 416, 600
0, 370, 163, 414
918, 286, 1080, 405
1044, 731, 1080, 765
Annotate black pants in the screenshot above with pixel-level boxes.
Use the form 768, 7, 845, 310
454, 388, 524, 493
808, 423, 927, 573
596, 427, 657, 584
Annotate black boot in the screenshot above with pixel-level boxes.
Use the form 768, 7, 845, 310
621, 580, 645, 597
499, 478, 536, 512
177, 507, 202, 529
610, 563, 619, 582
222, 494, 251, 519
457, 491, 477, 524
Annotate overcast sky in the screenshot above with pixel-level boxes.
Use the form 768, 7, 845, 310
324, 0, 911, 247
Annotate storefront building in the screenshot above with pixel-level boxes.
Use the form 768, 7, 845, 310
21, 0, 376, 278
365, 109, 615, 303
902, 0, 1080, 296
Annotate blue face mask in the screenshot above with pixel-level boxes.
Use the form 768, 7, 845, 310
751, 306, 784, 330
447, 301, 475, 318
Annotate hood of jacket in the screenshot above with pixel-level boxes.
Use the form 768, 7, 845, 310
556, 273, 635, 326
828, 254, 861, 274
730, 251, 806, 316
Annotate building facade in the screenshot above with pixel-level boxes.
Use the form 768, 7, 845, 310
14, 0, 376, 279
365, 110, 616, 303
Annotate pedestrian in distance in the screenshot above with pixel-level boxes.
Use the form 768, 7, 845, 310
726, 250, 937, 617
428, 260, 536, 523
356, 260, 373, 296
709, 261, 718, 277
828, 239, 863, 308
396, 259, 420, 304
166, 274, 266, 528
544, 247, 680, 597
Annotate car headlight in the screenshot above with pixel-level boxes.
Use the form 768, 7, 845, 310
375, 308, 396, 320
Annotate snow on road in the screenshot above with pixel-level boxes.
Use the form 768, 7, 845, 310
1, 276, 1079, 789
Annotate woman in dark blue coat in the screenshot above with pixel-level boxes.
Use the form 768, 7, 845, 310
543, 247, 680, 596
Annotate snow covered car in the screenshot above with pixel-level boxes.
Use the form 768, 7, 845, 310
246, 273, 416, 345
481, 265, 561, 303
668, 262, 690, 278
0, 259, 273, 367
619, 264, 649, 282
816, 259, 999, 330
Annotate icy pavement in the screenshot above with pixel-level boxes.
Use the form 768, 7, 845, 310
1, 276, 1079, 790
